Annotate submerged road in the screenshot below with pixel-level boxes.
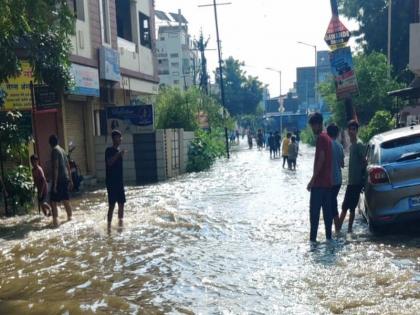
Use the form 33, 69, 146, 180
0, 143, 419, 314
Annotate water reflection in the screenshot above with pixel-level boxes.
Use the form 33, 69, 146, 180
0, 144, 419, 314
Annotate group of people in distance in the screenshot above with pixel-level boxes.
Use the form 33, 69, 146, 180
267, 131, 299, 170
307, 112, 366, 242
28, 131, 126, 229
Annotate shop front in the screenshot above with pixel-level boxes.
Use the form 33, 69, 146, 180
63, 63, 100, 176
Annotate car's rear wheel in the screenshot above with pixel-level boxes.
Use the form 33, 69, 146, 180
368, 216, 384, 234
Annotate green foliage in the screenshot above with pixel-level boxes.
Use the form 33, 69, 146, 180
359, 110, 395, 143
216, 57, 265, 116
0, 111, 30, 162
339, 0, 413, 82
300, 126, 316, 146
319, 52, 405, 127
0, 111, 33, 216
187, 129, 225, 172
156, 87, 227, 131
4, 166, 34, 215
0, 0, 75, 91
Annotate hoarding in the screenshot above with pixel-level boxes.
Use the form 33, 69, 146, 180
0, 61, 33, 111
330, 47, 359, 100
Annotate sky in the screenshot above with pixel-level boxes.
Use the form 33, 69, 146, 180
155, 0, 359, 97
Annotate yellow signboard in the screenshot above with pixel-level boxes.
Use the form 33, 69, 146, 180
1, 61, 33, 111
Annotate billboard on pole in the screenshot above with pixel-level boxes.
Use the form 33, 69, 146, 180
329, 47, 359, 100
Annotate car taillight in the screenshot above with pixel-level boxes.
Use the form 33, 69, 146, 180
369, 167, 390, 184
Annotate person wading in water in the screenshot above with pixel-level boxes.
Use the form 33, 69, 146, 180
105, 130, 127, 229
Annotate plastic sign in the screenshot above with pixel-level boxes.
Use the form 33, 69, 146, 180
329, 47, 359, 100
324, 16, 351, 51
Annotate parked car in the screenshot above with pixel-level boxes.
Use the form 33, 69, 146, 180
362, 125, 420, 232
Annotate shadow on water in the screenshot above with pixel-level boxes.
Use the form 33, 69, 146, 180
0, 216, 55, 240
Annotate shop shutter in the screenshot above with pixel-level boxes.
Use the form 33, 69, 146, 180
65, 101, 88, 175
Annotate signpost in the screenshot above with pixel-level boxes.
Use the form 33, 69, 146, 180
324, 16, 351, 51
325, 0, 358, 121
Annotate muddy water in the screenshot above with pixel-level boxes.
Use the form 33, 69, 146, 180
0, 144, 419, 314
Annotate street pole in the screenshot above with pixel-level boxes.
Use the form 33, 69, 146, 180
328, 0, 355, 122
199, 1, 231, 159
279, 70, 283, 134
330, 0, 339, 16
213, 0, 230, 159
314, 45, 318, 108
387, 0, 392, 78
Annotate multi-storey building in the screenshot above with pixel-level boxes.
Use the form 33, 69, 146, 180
32, 0, 158, 178
155, 11, 198, 90
296, 66, 316, 112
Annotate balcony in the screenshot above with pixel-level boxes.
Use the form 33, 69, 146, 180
409, 23, 420, 76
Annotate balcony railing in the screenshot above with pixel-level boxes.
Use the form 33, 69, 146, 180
117, 37, 136, 53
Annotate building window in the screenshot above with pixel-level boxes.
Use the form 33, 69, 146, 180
171, 62, 179, 68
172, 71, 179, 76
170, 53, 179, 58
173, 80, 179, 85
139, 12, 151, 48
116, 0, 132, 41
99, 0, 110, 44
69, 0, 85, 21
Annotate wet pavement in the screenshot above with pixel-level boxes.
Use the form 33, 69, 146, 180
0, 143, 419, 314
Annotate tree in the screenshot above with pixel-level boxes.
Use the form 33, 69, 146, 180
155, 87, 228, 131
216, 57, 264, 116
359, 110, 395, 142
339, 0, 413, 82
0, 0, 75, 91
319, 52, 404, 127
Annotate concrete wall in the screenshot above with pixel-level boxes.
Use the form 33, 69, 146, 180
181, 131, 194, 173
94, 129, 194, 185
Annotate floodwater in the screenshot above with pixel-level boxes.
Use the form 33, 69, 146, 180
0, 143, 419, 315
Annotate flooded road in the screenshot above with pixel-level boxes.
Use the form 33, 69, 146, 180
0, 143, 419, 314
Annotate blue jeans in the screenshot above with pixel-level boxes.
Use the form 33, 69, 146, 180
310, 187, 333, 241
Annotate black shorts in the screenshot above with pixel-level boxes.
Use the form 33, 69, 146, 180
107, 185, 126, 205
342, 185, 363, 213
50, 180, 70, 202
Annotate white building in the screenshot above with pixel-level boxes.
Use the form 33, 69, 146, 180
155, 11, 198, 90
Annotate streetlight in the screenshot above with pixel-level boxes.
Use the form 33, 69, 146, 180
297, 41, 318, 110
265, 67, 283, 133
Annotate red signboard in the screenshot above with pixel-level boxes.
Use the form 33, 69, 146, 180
324, 16, 351, 51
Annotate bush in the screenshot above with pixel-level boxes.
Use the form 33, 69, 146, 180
359, 110, 395, 143
300, 126, 316, 146
187, 129, 226, 172
4, 166, 34, 215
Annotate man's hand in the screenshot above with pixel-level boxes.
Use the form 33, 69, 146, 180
68, 181, 74, 191
307, 179, 313, 192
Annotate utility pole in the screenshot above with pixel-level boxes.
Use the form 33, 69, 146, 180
387, 0, 392, 78
327, 0, 356, 122
198, 1, 232, 159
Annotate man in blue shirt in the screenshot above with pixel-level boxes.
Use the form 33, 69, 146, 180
327, 124, 344, 233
